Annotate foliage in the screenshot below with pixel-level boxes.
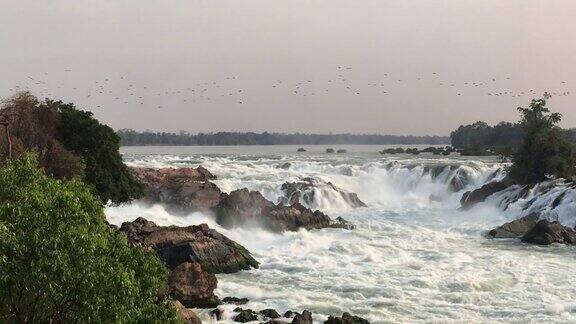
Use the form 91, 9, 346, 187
117, 129, 450, 146
450, 121, 524, 151
0, 92, 84, 179
45, 100, 144, 204
508, 97, 576, 184
0, 154, 179, 323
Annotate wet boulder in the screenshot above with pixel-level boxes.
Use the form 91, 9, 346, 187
521, 220, 576, 245
211, 308, 224, 321
460, 177, 514, 210
488, 213, 540, 239
260, 309, 281, 319
292, 310, 313, 324
131, 166, 222, 213
172, 300, 202, 324
215, 189, 353, 232
163, 262, 220, 308
279, 178, 366, 208
234, 308, 259, 323
449, 168, 473, 192
324, 312, 370, 324
120, 217, 259, 273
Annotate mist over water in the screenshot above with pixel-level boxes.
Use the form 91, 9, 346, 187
107, 146, 576, 323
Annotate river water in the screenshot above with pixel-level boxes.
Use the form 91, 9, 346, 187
106, 145, 576, 323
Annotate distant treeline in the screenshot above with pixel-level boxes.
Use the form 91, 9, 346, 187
450, 121, 576, 150
117, 129, 450, 146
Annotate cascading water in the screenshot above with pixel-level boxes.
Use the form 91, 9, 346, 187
107, 146, 576, 323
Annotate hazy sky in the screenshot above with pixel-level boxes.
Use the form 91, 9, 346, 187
1, 0, 575, 135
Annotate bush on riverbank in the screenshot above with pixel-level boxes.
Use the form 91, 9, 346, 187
0, 154, 178, 323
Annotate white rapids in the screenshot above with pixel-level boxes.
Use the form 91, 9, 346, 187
106, 145, 576, 323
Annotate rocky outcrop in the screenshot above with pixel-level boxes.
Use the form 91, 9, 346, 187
165, 263, 220, 308
234, 308, 259, 322
120, 217, 259, 273
215, 189, 353, 232
460, 177, 514, 210
488, 213, 540, 239
131, 167, 221, 213
325, 312, 370, 324
279, 178, 366, 208
521, 220, 576, 245
172, 300, 202, 324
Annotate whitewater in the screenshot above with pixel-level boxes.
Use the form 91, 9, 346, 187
106, 145, 576, 323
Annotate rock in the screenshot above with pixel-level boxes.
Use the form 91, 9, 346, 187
164, 262, 220, 308
215, 189, 352, 232
292, 310, 312, 324
330, 216, 355, 230
324, 312, 370, 324
222, 297, 250, 305
460, 177, 514, 210
297, 148, 306, 152
284, 311, 296, 318
521, 220, 576, 245
120, 217, 259, 273
326, 148, 335, 153
449, 168, 472, 192
488, 213, 540, 238
336, 149, 347, 153
277, 162, 292, 170
260, 309, 281, 319
172, 300, 202, 324
279, 178, 366, 208
265, 320, 290, 324
234, 308, 259, 323
131, 167, 222, 213
210, 308, 224, 321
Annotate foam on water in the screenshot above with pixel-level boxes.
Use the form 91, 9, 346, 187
108, 148, 576, 323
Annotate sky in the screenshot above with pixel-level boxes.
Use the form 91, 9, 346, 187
1, 0, 575, 136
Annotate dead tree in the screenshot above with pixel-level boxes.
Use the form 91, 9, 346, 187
0, 113, 17, 160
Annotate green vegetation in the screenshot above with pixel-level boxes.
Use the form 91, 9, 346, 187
49, 100, 144, 204
0, 93, 143, 204
0, 154, 178, 323
117, 129, 449, 146
450, 121, 524, 153
509, 96, 576, 184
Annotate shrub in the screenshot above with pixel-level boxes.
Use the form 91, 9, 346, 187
0, 154, 178, 323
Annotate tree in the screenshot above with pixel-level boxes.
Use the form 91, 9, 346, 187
509, 96, 576, 184
0, 154, 178, 323
46, 100, 144, 204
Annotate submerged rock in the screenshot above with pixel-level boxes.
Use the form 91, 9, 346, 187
460, 177, 514, 210
279, 178, 366, 208
488, 213, 540, 239
164, 262, 220, 308
222, 296, 250, 305
131, 166, 222, 213
215, 188, 353, 232
324, 312, 370, 324
210, 308, 224, 321
522, 220, 576, 245
260, 309, 281, 319
449, 168, 473, 192
120, 217, 259, 273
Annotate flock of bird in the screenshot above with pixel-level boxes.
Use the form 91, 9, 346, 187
5, 66, 573, 110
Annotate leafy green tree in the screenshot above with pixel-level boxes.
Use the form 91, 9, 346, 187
0, 154, 178, 323
509, 95, 576, 184
45, 100, 144, 204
